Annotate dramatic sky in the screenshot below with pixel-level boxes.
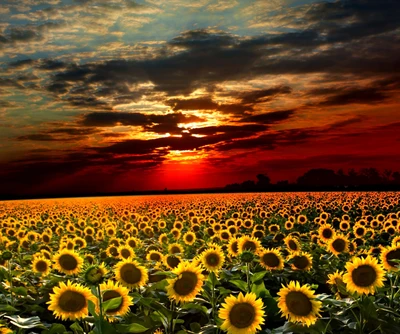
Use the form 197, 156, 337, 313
1, 0, 400, 195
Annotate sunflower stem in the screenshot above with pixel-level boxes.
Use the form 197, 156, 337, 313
389, 274, 399, 308
97, 284, 104, 334
8, 260, 14, 307
246, 263, 251, 293
350, 308, 362, 333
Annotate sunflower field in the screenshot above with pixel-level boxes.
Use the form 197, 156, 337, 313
0, 192, 399, 334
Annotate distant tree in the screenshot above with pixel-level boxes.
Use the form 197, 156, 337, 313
256, 174, 271, 188
297, 169, 338, 186
392, 172, 400, 184
241, 180, 256, 189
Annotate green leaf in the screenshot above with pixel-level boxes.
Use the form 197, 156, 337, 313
70, 322, 85, 334
116, 323, 150, 333
11, 287, 27, 296
251, 271, 267, 283
88, 300, 98, 319
230, 279, 247, 292
102, 296, 122, 312
190, 322, 202, 333
0, 304, 18, 312
41, 323, 67, 334
251, 281, 270, 298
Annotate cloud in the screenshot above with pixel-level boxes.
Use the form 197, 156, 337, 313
239, 109, 296, 124
81, 111, 205, 132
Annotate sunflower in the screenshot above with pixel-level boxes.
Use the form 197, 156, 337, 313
297, 215, 307, 224
284, 236, 301, 253
168, 243, 184, 255
106, 245, 119, 258
277, 281, 322, 327
32, 256, 52, 276
183, 232, 196, 246
268, 224, 280, 234
126, 237, 142, 249
327, 235, 349, 256
164, 254, 182, 270
146, 250, 163, 263
288, 252, 313, 271
200, 248, 225, 272
114, 258, 148, 289
259, 248, 284, 270
47, 280, 96, 321
353, 225, 367, 238
285, 221, 294, 230
166, 261, 204, 303
339, 221, 350, 232
99, 280, 133, 321
117, 245, 135, 260
327, 270, 349, 300
158, 233, 169, 245
237, 236, 261, 254
227, 238, 240, 258
343, 255, 386, 295
380, 245, 400, 271
219, 292, 265, 334
318, 224, 336, 243
53, 249, 83, 275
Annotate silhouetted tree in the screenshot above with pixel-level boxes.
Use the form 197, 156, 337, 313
256, 174, 271, 188
297, 169, 338, 187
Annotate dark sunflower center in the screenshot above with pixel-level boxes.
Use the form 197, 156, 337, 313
293, 256, 310, 270
173, 272, 198, 296
270, 226, 278, 232
120, 249, 131, 259
120, 263, 142, 284
35, 260, 48, 272
103, 290, 123, 313
150, 253, 161, 261
206, 253, 220, 267
351, 265, 377, 287
385, 249, 400, 268
128, 240, 137, 248
231, 241, 239, 254
288, 240, 298, 250
253, 231, 263, 238
109, 247, 119, 257
58, 254, 78, 271
76, 240, 84, 247
228, 303, 256, 329
262, 253, 280, 268
186, 235, 194, 242
167, 256, 181, 269
59, 291, 86, 313
242, 241, 256, 251
171, 246, 181, 254
332, 239, 346, 252
322, 229, 333, 239
286, 291, 312, 316
356, 228, 364, 236
43, 235, 50, 243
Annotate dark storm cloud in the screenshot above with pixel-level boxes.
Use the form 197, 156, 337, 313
189, 124, 268, 135
239, 87, 292, 104
37, 59, 67, 71
309, 76, 400, 106
45, 21, 399, 111
17, 134, 60, 141
239, 109, 296, 124
81, 111, 205, 130
8, 59, 35, 68
1, 22, 64, 46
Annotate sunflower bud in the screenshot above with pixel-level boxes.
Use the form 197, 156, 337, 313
240, 250, 254, 263
2, 251, 12, 260
84, 265, 106, 285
